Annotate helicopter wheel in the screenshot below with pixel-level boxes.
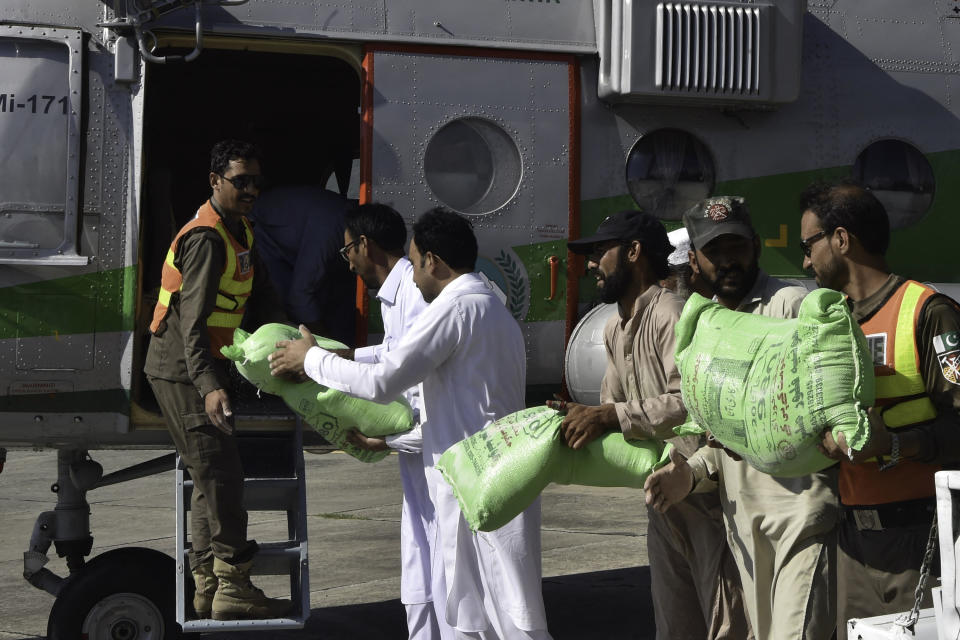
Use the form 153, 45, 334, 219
47, 547, 183, 640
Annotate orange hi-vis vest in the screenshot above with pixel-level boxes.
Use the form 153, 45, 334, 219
149, 200, 255, 358
839, 279, 940, 505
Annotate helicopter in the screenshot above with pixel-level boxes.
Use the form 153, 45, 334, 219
2, 0, 960, 636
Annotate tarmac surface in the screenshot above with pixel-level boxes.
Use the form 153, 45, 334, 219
0, 447, 655, 639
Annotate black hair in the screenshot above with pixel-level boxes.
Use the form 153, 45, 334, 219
344, 203, 407, 253
210, 140, 262, 176
646, 244, 672, 281
412, 207, 478, 272
622, 237, 672, 281
799, 179, 890, 256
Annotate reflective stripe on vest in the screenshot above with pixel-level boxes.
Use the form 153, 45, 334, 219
868, 281, 937, 427
149, 200, 254, 356
839, 279, 939, 505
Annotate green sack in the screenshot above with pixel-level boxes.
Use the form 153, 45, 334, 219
221, 323, 414, 463
436, 406, 670, 532
674, 289, 876, 477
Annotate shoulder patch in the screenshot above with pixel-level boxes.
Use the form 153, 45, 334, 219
939, 351, 960, 386
933, 331, 960, 355
935, 332, 960, 385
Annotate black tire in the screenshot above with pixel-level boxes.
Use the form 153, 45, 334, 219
47, 547, 183, 640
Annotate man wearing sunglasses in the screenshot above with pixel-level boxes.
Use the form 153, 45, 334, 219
799, 180, 960, 639
145, 139, 290, 621
644, 196, 839, 640
330, 202, 439, 639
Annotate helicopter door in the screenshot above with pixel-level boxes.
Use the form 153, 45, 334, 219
362, 47, 578, 386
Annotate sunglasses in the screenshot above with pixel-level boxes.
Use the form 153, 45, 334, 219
339, 238, 360, 262
219, 173, 266, 191
799, 230, 827, 258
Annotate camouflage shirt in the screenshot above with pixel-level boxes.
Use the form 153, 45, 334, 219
144, 204, 284, 400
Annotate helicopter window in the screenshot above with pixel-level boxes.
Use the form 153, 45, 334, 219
424, 118, 522, 215
0, 38, 69, 251
625, 129, 715, 220
853, 139, 934, 230
0, 31, 82, 265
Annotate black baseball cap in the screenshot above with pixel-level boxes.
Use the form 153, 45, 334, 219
682, 196, 755, 248
568, 209, 673, 257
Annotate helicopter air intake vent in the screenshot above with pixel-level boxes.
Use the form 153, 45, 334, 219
595, 0, 804, 106
655, 3, 762, 94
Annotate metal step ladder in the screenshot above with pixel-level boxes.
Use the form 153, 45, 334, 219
175, 418, 310, 632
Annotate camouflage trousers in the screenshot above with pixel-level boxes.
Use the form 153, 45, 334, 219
148, 376, 256, 567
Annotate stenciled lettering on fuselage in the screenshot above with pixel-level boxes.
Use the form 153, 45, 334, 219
0, 93, 68, 114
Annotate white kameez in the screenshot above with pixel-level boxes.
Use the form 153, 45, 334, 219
305, 273, 550, 637
354, 258, 437, 636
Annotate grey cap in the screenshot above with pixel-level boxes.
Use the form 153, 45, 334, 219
682, 196, 755, 249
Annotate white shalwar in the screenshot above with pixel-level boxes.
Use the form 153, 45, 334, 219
353, 257, 438, 639
306, 273, 551, 639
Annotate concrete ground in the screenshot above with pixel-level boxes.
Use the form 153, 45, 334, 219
0, 448, 655, 639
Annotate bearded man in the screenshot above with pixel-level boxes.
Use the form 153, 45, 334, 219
561, 210, 751, 640
644, 197, 838, 640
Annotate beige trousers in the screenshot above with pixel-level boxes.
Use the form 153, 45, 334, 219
647, 491, 753, 640
717, 460, 839, 640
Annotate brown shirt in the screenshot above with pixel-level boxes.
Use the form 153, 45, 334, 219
144, 203, 284, 399
599, 284, 692, 453
850, 273, 960, 463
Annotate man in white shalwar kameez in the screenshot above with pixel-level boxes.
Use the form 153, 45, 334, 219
334, 203, 436, 639
270, 208, 551, 640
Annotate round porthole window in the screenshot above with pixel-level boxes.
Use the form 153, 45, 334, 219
853, 140, 934, 229
424, 118, 522, 215
626, 129, 715, 220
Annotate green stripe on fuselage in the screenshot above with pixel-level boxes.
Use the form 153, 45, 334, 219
580, 150, 960, 283
514, 240, 569, 322
0, 266, 136, 339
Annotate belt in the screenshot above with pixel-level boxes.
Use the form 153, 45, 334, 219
841, 498, 935, 532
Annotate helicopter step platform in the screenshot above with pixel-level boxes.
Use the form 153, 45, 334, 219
175, 420, 311, 632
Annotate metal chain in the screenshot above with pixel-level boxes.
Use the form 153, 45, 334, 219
893, 512, 939, 632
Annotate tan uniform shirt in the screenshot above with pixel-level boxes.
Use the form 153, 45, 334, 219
605, 284, 751, 639
600, 284, 694, 452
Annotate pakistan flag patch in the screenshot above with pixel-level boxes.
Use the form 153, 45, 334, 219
933, 331, 960, 386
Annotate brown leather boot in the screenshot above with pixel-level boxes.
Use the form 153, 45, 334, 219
211, 557, 292, 620
191, 561, 217, 618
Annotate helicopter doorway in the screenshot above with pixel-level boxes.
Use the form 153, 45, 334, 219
134, 43, 361, 423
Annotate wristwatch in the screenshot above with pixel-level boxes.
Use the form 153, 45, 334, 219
878, 432, 901, 471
